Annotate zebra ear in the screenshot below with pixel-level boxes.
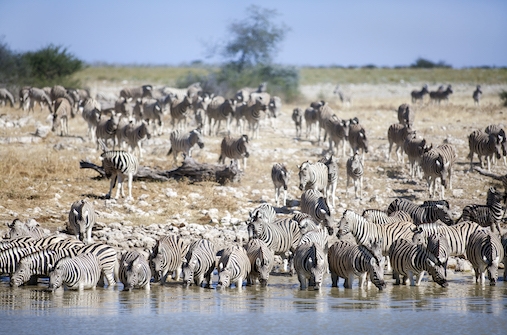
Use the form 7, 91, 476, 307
218, 262, 224, 271
73, 209, 79, 217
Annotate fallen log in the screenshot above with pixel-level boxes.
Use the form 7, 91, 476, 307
473, 167, 507, 191
80, 156, 242, 185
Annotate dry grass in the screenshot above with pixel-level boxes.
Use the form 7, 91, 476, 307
0, 80, 506, 235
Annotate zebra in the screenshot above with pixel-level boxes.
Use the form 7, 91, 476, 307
182, 239, 216, 287
473, 85, 482, 105
235, 83, 267, 102
114, 97, 134, 121
150, 234, 186, 284
300, 189, 334, 235
425, 232, 450, 277
348, 122, 368, 160
484, 124, 507, 166
117, 121, 152, 159
119, 250, 151, 291
429, 85, 453, 104
6, 218, 47, 239
458, 187, 504, 234
420, 144, 458, 199
100, 144, 139, 200
120, 85, 153, 101
51, 97, 72, 136
206, 97, 236, 136
387, 198, 454, 225
242, 96, 269, 140
247, 203, 277, 239
325, 115, 350, 157
318, 155, 338, 208
96, 112, 121, 150
298, 161, 328, 198
294, 242, 326, 290
170, 95, 193, 131
28, 87, 53, 113
0, 236, 35, 251
167, 128, 204, 165
362, 209, 413, 225
292, 107, 303, 138
0, 245, 47, 276
501, 233, 507, 281
411, 85, 429, 103
468, 129, 504, 172
68, 200, 96, 244
346, 152, 364, 199
18, 86, 31, 111
216, 244, 251, 289
218, 134, 249, 170
299, 225, 329, 252
48, 253, 102, 291
139, 99, 163, 135
77, 242, 118, 287
411, 221, 483, 259
387, 123, 415, 162
50, 85, 67, 103
388, 238, 448, 287
404, 134, 431, 179
81, 98, 101, 142
466, 229, 504, 286
304, 107, 318, 138
245, 238, 274, 286
333, 85, 352, 106
10, 248, 79, 287
271, 163, 290, 207
397, 103, 414, 128
316, 101, 334, 144
0, 88, 15, 107
336, 209, 415, 263
328, 240, 386, 290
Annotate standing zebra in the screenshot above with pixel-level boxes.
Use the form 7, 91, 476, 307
397, 103, 414, 128
300, 189, 334, 235
404, 135, 431, 179
81, 98, 101, 142
206, 97, 236, 136
325, 115, 351, 157
466, 229, 504, 286
170, 95, 193, 131
182, 239, 216, 287
0, 88, 15, 107
411, 85, 429, 103
68, 200, 96, 244
28, 88, 53, 113
468, 129, 504, 172
271, 163, 290, 207
318, 155, 338, 208
346, 152, 364, 199
420, 144, 457, 199
100, 143, 139, 200
218, 134, 249, 170
242, 96, 269, 140
484, 124, 507, 166
387, 123, 415, 163
292, 107, 303, 138
117, 121, 152, 159
119, 250, 151, 291
142, 99, 164, 135
348, 122, 368, 160
387, 198, 454, 225
362, 209, 413, 225
388, 238, 448, 287
458, 187, 505, 234
294, 242, 326, 290
77, 242, 118, 287
298, 161, 328, 198
245, 238, 274, 286
167, 128, 204, 165
328, 240, 386, 290
150, 234, 186, 284
216, 244, 251, 289
51, 97, 72, 136
48, 253, 102, 291
429, 85, 453, 104
96, 113, 121, 150
304, 107, 318, 138
473, 85, 482, 105
120, 85, 153, 101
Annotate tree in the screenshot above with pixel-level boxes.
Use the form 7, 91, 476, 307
0, 38, 30, 86
220, 5, 289, 72
410, 58, 452, 69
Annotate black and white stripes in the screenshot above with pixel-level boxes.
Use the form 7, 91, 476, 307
167, 128, 204, 164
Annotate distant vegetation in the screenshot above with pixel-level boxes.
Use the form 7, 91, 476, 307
499, 90, 507, 107
409, 57, 452, 69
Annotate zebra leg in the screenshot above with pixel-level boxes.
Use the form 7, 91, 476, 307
358, 273, 367, 288
346, 176, 350, 198
331, 273, 339, 287
115, 175, 124, 199
414, 271, 425, 286
127, 172, 134, 200
298, 274, 307, 290
243, 156, 247, 170
283, 189, 287, 207
274, 187, 279, 207
107, 175, 117, 199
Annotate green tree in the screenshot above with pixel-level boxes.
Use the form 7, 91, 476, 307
410, 57, 452, 69
0, 39, 30, 86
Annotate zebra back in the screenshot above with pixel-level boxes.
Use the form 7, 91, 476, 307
49, 253, 102, 290
300, 189, 334, 235
387, 198, 453, 225
466, 229, 504, 285
150, 234, 186, 283
77, 242, 118, 287
101, 149, 139, 177
247, 203, 277, 239
298, 161, 328, 196
119, 250, 151, 290
182, 239, 216, 287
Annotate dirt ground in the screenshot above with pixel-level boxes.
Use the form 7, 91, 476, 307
0, 82, 506, 234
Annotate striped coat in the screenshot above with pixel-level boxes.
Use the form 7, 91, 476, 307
48, 253, 102, 291
150, 234, 186, 284
167, 128, 204, 164
119, 250, 151, 291
217, 244, 251, 289
466, 230, 504, 285
348, 123, 368, 159
346, 152, 364, 199
420, 144, 457, 199
467, 130, 504, 172
362, 209, 413, 225
318, 155, 338, 208
294, 242, 326, 290
292, 107, 303, 138
304, 107, 318, 138
387, 198, 454, 225
397, 103, 414, 127
472, 85, 482, 105
77, 242, 118, 287
298, 161, 328, 197
117, 121, 152, 158
218, 134, 249, 170
206, 97, 236, 136
101, 148, 139, 200
182, 239, 216, 287
403, 135, 431, 179
96, 113, 121, 150
242, 97, 269, 140
325, 116, 350, 156
411, 85, 429, 103
300, 189, 334, 235
387, 123, 415, 163
459, 187, 504, 234
484, 124, 507, 166
68, 200, 96, 244
6, 219, 47, 239
271, 163, 290, 207
245, 239, 274, 286
170, 95, 193, 130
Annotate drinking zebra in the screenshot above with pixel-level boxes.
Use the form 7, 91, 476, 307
150, 234, 186, 284
6, 218, 47, 239
1, 245, 47, 276
294, 242, 326, 290
388, 238, 448, 287
411, 85, 429, 103
218, 134, 249, 170
300, 189, 334, 235
346, 152, 364, 199
467, 129, 504, 172
100, 143, 139, 200
420, 144, 457, 199
458, 186, 504, 234
292, 108, 303, 138
466, 229, 504, 286
216, 244, 251, 289
182, 239, 216, 288
68, 200, 96, 244
119, 250, 151, 291
48, 253, 102, 291
387, 198, 454, 225
245, 239, 274, 286
271, 163, 290, 207
167, 128, 204, 165
78, 242, 118, 287
318, 155, 338, 208
328, 240, 385, 290
298, 161, 328, 198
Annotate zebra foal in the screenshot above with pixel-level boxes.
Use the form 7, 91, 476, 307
271, 163, 290, 207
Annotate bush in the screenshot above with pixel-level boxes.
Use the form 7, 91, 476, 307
410, 58, 452, 69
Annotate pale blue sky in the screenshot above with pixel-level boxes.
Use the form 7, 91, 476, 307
0, 0, 505, 68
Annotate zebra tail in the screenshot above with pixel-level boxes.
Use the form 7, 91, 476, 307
167, 147, 173, 156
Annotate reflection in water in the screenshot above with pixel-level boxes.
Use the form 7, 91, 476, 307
0, 272, 506, 333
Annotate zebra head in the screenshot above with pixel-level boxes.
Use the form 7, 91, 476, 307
425, 257, 448, 288
255, 256, 271, 286
308, 244, 326, 290
411, 226, 426, 245
190, 129, 204, 149
364, 240, 386, 290
123, 256, 142, 291
48, 262, 64, 290
217, 262, 231, 289
336, 210, 351, 239
358, 128, 369, 153
181, 257, 197, 286
10, 258, 32, 287
435, 154, 450, 188
150, 248, 167, 283
298, 161, 311, 191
